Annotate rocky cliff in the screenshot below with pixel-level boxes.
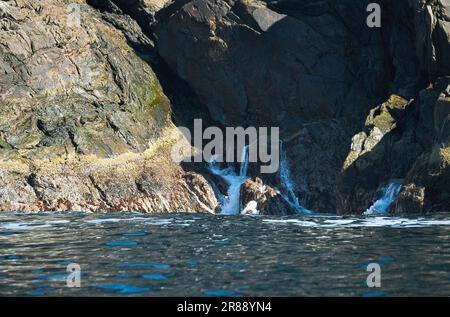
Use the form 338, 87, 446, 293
0, 0, 448, 214
0, 0, 217, 212
152, 0, 450, 214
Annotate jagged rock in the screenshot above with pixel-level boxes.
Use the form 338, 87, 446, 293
88, 0, 171, 32
394, 184, 426, 214
0, 0, 171, 159
342, 95, 409, 171
392, 79, 450, 213
339, 78, 450, 213
154, 0, 449, 213
239, 177, 294, 215
337, 95, 412, 212
0, 0, 217, 213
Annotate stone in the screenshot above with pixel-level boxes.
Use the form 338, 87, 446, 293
239, 177, 295, 215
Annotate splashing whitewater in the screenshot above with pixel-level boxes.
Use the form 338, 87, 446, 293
279, 142, 312, 214
209, 145, 249, 215
364, 179, 404, 215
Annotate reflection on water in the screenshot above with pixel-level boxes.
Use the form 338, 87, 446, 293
1, 212, 450, 296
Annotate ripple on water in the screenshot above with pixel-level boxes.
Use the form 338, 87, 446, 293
122, 232, 146, 237
96, 283, 149, 294
204, 290, 242, 297
115, 274, 136, 279
0, 231, 20, 236
36, 273, 68, 280
142, 274, 170, 280
119, 263, 171, 269
362, 291, 386, 297
1, 212, 450, 296
378, 256, 396, 264
184, 260, 197, 267
105, 241, 139, 247
27, 291, 45, 296
212, 239, 230, 245
1, 255, 21, 261
1, 223, 52, 230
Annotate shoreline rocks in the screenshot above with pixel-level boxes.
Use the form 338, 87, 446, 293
0, 0, 448, 214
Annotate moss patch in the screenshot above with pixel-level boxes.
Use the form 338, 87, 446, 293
438, 146, 450, 166
365, 94, 408, 133
428, 145, 450, 168
386, 95, 408, 109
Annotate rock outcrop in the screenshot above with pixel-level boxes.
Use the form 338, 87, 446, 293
152, 0, 449, 214
392, 78, 450, 213
338, 79, 450, 213
239, 177, 294, 215
0, 0, 448, 214
0, 0, 217, 213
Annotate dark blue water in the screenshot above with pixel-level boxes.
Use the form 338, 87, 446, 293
1, 212, 450, 296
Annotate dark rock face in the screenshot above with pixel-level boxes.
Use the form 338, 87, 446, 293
156, 0, 389, 127
338, 80, 450, 214
0, 0, 217, 213
153, 0, 450, 213
392, 78, 450, 213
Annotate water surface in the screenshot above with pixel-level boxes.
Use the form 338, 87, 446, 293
1, 212, 450, 296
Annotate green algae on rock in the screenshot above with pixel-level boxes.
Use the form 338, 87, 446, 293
0, 0, 217, 213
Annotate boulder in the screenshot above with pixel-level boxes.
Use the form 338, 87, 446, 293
240, 177, 295, 215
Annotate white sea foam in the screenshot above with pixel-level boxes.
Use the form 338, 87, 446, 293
364, 179, 404, 215
1, 222, 52, 230
85, 217, 148, 224
263, 216, 450, 228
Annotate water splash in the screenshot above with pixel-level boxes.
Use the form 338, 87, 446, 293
239, 144, 249, 177
279, 142, 312, 214
241, 200, 259, 215
364, 179, 404, 215
209, 145, 249, 215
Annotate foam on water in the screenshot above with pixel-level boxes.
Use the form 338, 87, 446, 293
263, 216, 450, 228
0, 216, 190, 230
2, 211, 450, 231
1, 222, 53, 230
86, 217, 148, 224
